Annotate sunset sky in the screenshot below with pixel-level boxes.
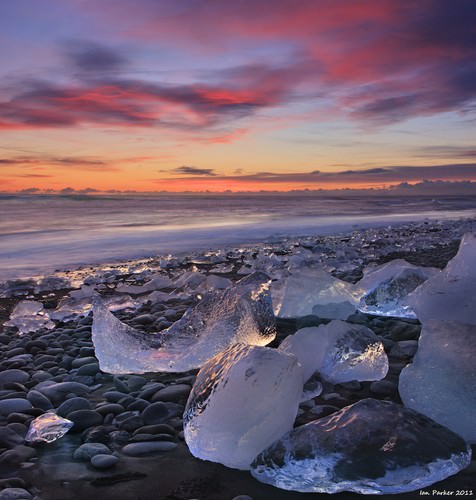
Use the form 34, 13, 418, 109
1, 0, 476, 192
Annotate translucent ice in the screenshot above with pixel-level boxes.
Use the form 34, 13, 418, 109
183, 344, 303, 470
406, 233, 476, 324
251, 399, 471, 494
399, 320, 476, 443
25, 412, 73, 443
279, 320, 388, 383
357, 259, 438, 318
92, 272, 276, 374
273, 266, 359, 320
115, 275, 172, 295
5, 300, 54, 334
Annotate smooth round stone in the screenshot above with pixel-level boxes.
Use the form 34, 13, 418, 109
0, 399, 32, 416
73, 442, 112, 461
37, 382, 90, 403
369, 380, 397, 396
129, 433, 176, 443
138, 383, 166, 400
26, 390, 53, 411
121, 441, 177, 456
151, 384, 191, 403
0, 370, 29, 387
71, 356, 98, 368
56, 397, 91, 417
391, 340, 418, 358
0, 488, 32, 500
232, 496, 254, 500
0, 445, 37, 466
123, 375, 147, 391
142, 402, 169, 425
103, 390, 128, 403
132, 424, 176, 436
0, 427, 23, 448
77, 362, 100, 376
95, 403, 125, 416
68, 410, 103, 432
90, 454, 119, 469
132, 314, 155, 325
118, 416, 143, 432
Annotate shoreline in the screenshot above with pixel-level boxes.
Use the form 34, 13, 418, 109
0, 216, 475, 499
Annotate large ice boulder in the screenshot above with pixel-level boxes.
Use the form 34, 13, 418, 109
92, 272, 276, 374
406, 233, 476, 324
357, 259, 438, 318
399, 320, 476, 443
278, 320, 388, 383
272, 268, 360, 320
251, 399, 471, 494
183, 344, 303, 470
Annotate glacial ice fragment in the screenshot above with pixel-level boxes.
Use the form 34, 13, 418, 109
183, 344, 303, 470
357, 259, 438, 318
250, 399, 471, 494
272, 267, 359, 320
278, 320, 388, 383
399, 320, 476, 443
5, 300, 54, 334
92, 272, 276, 374
25, 412, 73, 443
406, 233, 476, 324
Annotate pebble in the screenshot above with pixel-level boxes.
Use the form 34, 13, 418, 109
121, 441, 178, 456
77, 362, 100, 376
0, 399, 33, 416
56, 397, 91, 417
0, 445, 37, 466
68, 409, 103, 432
132, 423, 176, 436
0, 488, 32, 500
73, 442, 112, 460
142, 402, 169, 425
232, 496, 254, 500
369, 380, 398, 396
95, 403, 125, 416
37, 381, 90, 403
151, 384, 191, 403
0, 370, 29, 387
71, 356, 98, 368
90, 453, 119, 469
26, 390, 53, 411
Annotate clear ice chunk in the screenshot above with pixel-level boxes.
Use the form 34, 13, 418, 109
5, 300, 55, 334
273, 268, 359, 320
92, 272, 276, 374
406, 233, 476, 325
278, 320, 388, 384
25, 412, 73, 443
399, 320, 476, 443
357, 259, 438, 318
115, 275, 172, 294
251, 398, 472, 494
183, 344, 304, 470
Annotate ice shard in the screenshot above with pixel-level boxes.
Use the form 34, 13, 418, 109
92, 272, 276, 374
183, 344, 303, 470
5, 300, 55, 334
406, 233, 476, 325
272, 267, 359, 320
251, 399, 471, 494
357, 259, 438, 318
278, 320, 388, 383
399, 320, 476, 443
25, 412, 73, 444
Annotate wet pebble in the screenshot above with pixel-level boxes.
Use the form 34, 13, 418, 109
369, 380, 398, 396
0, 370, 29, 387
0, 488, 33, 500
56, 397, 91, 417
121, 441, 177, 456
142, 402, 169, 425
68, 409, 103, 432
73, 442, 112, 461
90, 453, 119, 469
151, 384, 191, 403
0, 399, 33, 416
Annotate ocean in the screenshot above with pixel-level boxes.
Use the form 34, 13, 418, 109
1, 192, 476, 281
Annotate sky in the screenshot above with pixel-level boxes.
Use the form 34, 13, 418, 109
1, 0, 476, 193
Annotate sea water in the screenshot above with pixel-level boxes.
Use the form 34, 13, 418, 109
1, 192, 475, 281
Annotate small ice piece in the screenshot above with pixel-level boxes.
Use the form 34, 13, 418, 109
25, 412, 73, 443
399, 320, 476, 443
92, 272, 276, 374
251, 399, 472, 494
183, 344, 304, 470
357, 259, 438, 318
5, 300, 54, 334
279, 320, 388, 384
273, 268, 359, 320
115, 275, 172, 295
406, 234, 476, 324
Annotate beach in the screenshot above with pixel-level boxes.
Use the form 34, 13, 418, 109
1, 214, 476, 500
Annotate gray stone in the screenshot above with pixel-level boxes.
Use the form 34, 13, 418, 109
56, 397, 91, 417
73, 442, 112, 461
26, 390, 53, 411
0, 370, 29, 387
90, 453, 119, 469
68, 410, 103, 432
151, 384, 191, 402
77, 362, 100, 376
121, 441, 177, 456
369, 380, 397, 396
37, 382, 90, 403
0, 488, 32, 500
142, 402, 169, 425
0, 399, 32, 416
